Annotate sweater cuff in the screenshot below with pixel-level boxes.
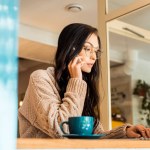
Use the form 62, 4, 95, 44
123, 123, 133, 138
102, 123, 132, 139
66, 78, 87, 97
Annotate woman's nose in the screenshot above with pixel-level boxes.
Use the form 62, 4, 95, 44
90, 52, 96, 60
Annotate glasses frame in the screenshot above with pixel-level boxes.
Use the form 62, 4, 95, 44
82, 42, 102, 59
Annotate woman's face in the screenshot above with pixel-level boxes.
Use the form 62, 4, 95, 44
78, 33, 99, 73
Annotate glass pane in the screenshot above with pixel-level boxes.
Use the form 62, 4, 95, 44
119, 5, 150, 30
108, 5, 150, 128
107, 0, 138, 13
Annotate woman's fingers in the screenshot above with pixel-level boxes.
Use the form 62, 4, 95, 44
145, 128, 150, 138
68, 56, 85, 79
140, 128, 150, 138
137, 125, 147, 138
126, 125, 150, 138
71, 56, 83, 67
130, 131, 141, 138
68, 56, 85, 69
140, 130, 147, 138
136, 125, 150, 138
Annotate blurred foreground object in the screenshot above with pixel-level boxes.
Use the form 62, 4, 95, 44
0, 0, 19, 149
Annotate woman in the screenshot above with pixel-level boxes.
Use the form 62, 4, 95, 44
18, 23, 150, 138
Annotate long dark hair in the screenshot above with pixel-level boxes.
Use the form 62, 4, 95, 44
54, 23, 101, 129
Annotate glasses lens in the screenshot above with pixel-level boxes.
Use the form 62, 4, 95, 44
83, 45, 92, 57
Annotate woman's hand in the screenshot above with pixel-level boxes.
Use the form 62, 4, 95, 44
68, 56, 85, 79
126, 125, 150, 138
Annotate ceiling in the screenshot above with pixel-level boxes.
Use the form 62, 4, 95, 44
19, 0, 150, 71
20, 0, 97, 34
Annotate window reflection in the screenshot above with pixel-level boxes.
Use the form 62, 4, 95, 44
108, 5, 150, 128
107, 0, 138, 13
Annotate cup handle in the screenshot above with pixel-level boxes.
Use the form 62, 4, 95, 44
60, 121, 69, 134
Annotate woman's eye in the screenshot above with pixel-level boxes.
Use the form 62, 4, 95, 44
84, 47, 91, 51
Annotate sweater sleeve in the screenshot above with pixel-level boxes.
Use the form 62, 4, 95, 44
19, 70, 87, 138
94, 120, 132, 139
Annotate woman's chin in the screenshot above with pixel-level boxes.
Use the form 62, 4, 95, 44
81, 68, 92, 73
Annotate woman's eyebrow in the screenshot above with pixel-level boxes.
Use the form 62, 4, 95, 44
84, 42, 99, 49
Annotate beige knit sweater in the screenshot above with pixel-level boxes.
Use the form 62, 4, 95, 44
18, 67, 131, 138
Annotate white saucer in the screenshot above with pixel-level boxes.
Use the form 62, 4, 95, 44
63, 134, 105, 139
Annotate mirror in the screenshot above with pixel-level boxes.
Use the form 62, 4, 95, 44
108, 5, 150, 128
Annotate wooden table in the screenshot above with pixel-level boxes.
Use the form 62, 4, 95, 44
17, 138, 150, 149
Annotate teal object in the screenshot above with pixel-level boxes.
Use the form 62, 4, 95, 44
0, 0, 19, 150
60, 116, 94, 135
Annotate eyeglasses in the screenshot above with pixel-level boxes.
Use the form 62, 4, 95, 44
82, 42, 102, 59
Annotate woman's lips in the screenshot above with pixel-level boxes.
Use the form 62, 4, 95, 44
87, 63, 94, 67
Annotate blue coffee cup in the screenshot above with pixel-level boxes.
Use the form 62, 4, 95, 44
60, 116, 94, 135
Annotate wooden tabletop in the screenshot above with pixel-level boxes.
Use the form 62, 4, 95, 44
17, 138, 150, 149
